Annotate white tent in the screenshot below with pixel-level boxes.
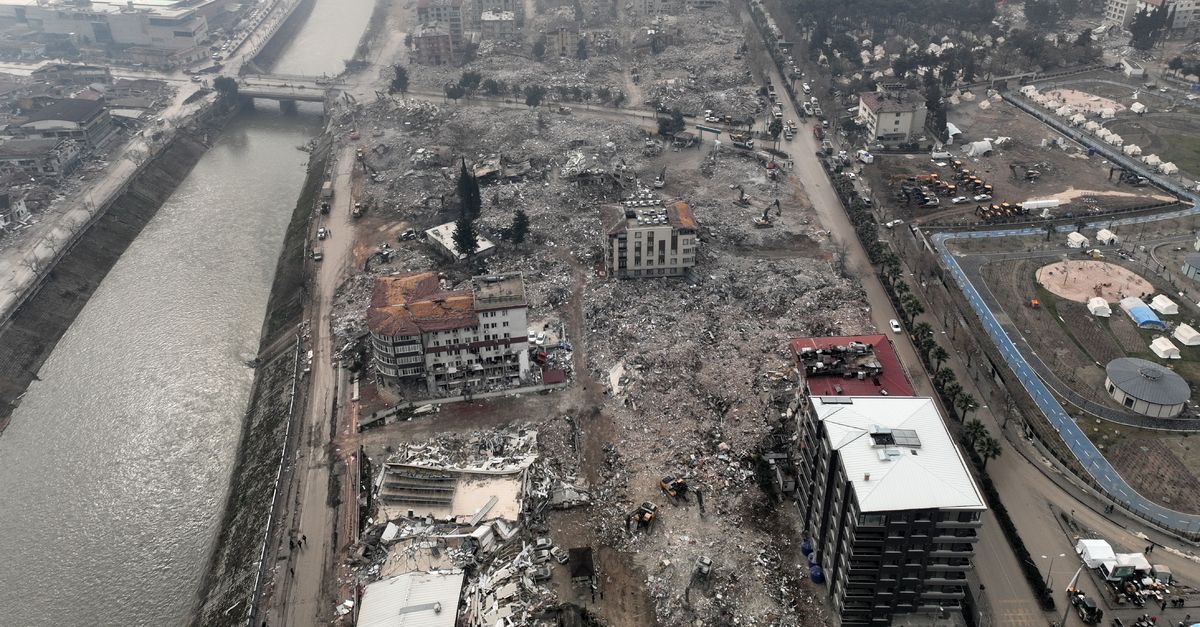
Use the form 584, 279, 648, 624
1123, 144, 1142, 157
1070, 113, 1087, 125
1107, 134, 1124, 147
1083, 121, 1102, 133
1130, 101, 1147, 114
1144, 154, 1162, 167
1100, 107, 1116, 118
1076, 539, 1116, 569
1160, 162, 1178, 175
1151, 294, 1179, 314
1096, 128, 1113, 140
965, 140, 993, 157
1067, 231, 1089, 248
1096, 228, 1118, 245
1056, 106, 1073, 117
960, 91, 976, 101
978, 99, 992, 110
1174, 323, 1200, 346
1020, 85, 1039, 97
1151, 337, 1182, 359
1088, 297, 1112, 317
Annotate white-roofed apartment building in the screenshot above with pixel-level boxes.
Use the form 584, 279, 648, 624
794, 395, 986, 626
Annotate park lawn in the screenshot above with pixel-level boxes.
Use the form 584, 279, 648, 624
1160, 133, 1200, 178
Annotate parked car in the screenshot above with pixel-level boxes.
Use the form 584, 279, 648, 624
973, 193, 992, 202
550, 546, 568, 564
534, 331, 546, 345
311, 249, 323, 261
885, 219, 904, 228
317, 227, 328, 240
951, 196, 969, 204
533, 548, 553, 564
889, 319, 902, 333
534, 538, 552, 551
529, 564, 552, 581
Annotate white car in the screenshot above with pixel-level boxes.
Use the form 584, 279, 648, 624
973, 193, 992, 202
534, 331, 546, 345
889, 319, 902, 333
317, 227, 328, 240
951, 196, 969, 204
885, 219, 904, 228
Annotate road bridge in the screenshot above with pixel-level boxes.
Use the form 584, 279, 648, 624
236, 74, 345, 108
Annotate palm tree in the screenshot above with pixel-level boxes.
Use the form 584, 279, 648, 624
976, 435, 1002, 469
931, 345, 950, 370
956, 393, 979, 420
943, 381, 963, 404
933, 367, 956, 389
963, 418, 988, 446
895, 281, 911, 296
912, 322, 934, 341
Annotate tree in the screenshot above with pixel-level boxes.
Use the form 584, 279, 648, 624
671, 109, 685, 133
524, 85, 546, 108
956, 393, 979, 420
457, 159, 481, 218
481, 78, 501, 96
1168, 56, 1185, 75
933, 367, 956, 389
912, 322, 934, 341
213, 76, 238, 107
769, 118, 784, 140
453, 214, 479, 257
445, 83, 465, 102
943, 381, 963, 405
976, 435, 1002, 469
576, 38, 589, 60
532, 38, 546, 60
612, 91, 626, 107
511, 209, 529, 244
1129, 6, 1169, 50
903, 295, 925, 323
404, 33, 413, 48
924, 74, 948, 142
1075, 28, 1094, 47
458, 70, 482, 92
1023, 0, 1063, 25
931, 345, 950, 370
389, 65, 409, 95
963, 418, 988, 447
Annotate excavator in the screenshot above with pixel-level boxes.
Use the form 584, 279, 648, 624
660, 475, 688, 500
753, 199, 782, 228
654, 167, 666, 189
625, 502, 658, 533
732, 184, 751, 207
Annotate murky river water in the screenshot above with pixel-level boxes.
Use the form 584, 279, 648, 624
0, 1, 373, 625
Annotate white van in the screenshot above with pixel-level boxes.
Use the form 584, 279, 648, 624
930, 151, 952, 160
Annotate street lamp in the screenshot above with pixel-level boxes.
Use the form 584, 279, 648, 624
1042, 553, 1066, 589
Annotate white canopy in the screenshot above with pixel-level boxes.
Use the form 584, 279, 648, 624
1151, 294, 1179, 314
1083, 121, 1101, 132
1056, 106, 1073, 117
1151, 337, 1181, 359
1076, 539, 1116, 569
1174, 323, 1200, 346
1123, 144, 1142, 156
1107, 134, 1124, 146
1096, 228, 1118, 245
1160, 162, 1178, 175
1067, 231, 1089, 248
1020, 85, 1039, 97
1088, 297, 1112, 317
1144, 154, 1162, 167
965, 140, 993, 157
1100, 107, 1116, 118
1096, 128, 1113, 139
978, 99, 992, 110
1130, 101, 1147, 114
1070, 113, 1086, 125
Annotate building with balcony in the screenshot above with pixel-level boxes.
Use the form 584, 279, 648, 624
604, 200, 697, 278
7, 98, 114, 147
412, 22, 453, 65
367, 272, 530, 394
857, 89, 927, 145
479, 10, 516, 40
0, 137, 82, 180
795, 395, 985, 626
416, 0, 464, 47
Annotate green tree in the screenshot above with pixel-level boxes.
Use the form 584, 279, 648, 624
453, 214, 479, 257
1168, 56, 1185, 75
912, 322, 934, 341
481, 78, 500, 96
459, 70, 482, 92
943, 381, 964, 405
524, 85, 546, 108
389, 65, 409, 94
769, 118, 784, 140
976, 435, 1002, 469
457, 159, 481, 219
924, 74, 948, 142
903, 295, 925, 323
1044, 222, 1056, 241
963, 418, 988, 446
671, 109, 685, 133
1023, 0, 1063, 25
956, 393, 980, 420
931, 345, 950, 370
576, 38, 588, 60
1129, 6, 1169, 50
612, 91, 626, 107
511, 209, 529, 244
445, 83, 465, 102
213, 76, 239, 107
532, 38, 546, 60
933, 367, 956, 389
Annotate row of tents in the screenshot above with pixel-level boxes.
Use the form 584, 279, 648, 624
1089, 295, 1199, 358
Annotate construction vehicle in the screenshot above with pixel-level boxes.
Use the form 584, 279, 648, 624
352, 201, 364, 218
732, 184, 751, 206
625, 501, 658, 533
694, 556, 713, 579
1068, 590, 1103, 624
729, 132, 754, 149
1028, 298, 1040, 308
654, 167, 666, 189
660, 475, 688, 499
1109, 167, 1148, 186
753, 199, 782, 227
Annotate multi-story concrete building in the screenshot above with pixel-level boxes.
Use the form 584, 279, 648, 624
8, 98, 113, 147
367, 272, 530, 394
545, 25, 580, 57
0, 137, 82, 180
479, 10, 516, 40
1105, 0, 1196, 28
412, 22, 453, 65
605, 200, 697, 278
0, 0, 210, 51
416, 0, 464, 47
1104, 0, 1140, 26
466, 0, 523, 29
857, 89, 928, 144
795, 392, 985, 626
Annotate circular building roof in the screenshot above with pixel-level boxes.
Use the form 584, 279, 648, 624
1106, 357, 1190, 406
1185, 253, 1200, 269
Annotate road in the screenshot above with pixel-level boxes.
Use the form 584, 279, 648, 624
931, 206, 1200, 534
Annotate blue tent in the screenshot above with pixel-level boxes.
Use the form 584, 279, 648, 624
1121, 297, 1167, 330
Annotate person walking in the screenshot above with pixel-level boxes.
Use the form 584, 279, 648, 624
302, 534, 308, 547
289, 538, 295, 551
1161, 598, 1168, 612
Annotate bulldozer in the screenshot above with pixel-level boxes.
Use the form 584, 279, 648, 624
752, 199, 782, 228
654, 167, 666, 189
660, 475, 688, 499
625, 502, 658, 533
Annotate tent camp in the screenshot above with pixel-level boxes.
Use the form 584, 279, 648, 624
1123, 144, 1142, 157
1161, 162, 1178, 175
1076, 539, 1116, 569
1151, 294, 1179, 315
1083, 121, 1101, 133
1151, 337, 1181, 359
1120, 297, 1167, 330
1130, 101, 1147, 114
978, 100, 991, 110
1087, 297, 1112, 317
1173, 323, 1200, 346
1067, 231, 1089, 248
965, 140, 993, 157
1096, 229, 1118, 245
1070, 113, 1086, 125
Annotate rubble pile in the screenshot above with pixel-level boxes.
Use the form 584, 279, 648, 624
407, 43, 626, 101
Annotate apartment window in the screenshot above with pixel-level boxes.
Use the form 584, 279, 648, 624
503, 321, 509, 327
635, 232, 642, 238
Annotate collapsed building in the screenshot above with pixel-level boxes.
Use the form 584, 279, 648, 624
367, 272, 531, 394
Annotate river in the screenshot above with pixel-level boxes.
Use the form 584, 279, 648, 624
0, 1, 374, 625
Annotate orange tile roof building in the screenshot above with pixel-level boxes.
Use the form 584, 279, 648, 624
605, 200, 698, 278
367, 272, 530, 392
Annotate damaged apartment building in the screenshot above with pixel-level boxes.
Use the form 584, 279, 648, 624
786, 335, 986, 626
412, 0, 524, 63
367, 272, 531, 394
604, 199, 697, 278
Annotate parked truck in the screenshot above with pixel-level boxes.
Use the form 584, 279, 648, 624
321, 181, 334, 200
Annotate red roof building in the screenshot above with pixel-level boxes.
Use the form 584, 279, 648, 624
789, 334, 914, 397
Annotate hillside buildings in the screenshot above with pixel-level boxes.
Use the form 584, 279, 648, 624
367, 272, 530, 394
604, 200, 698, 278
